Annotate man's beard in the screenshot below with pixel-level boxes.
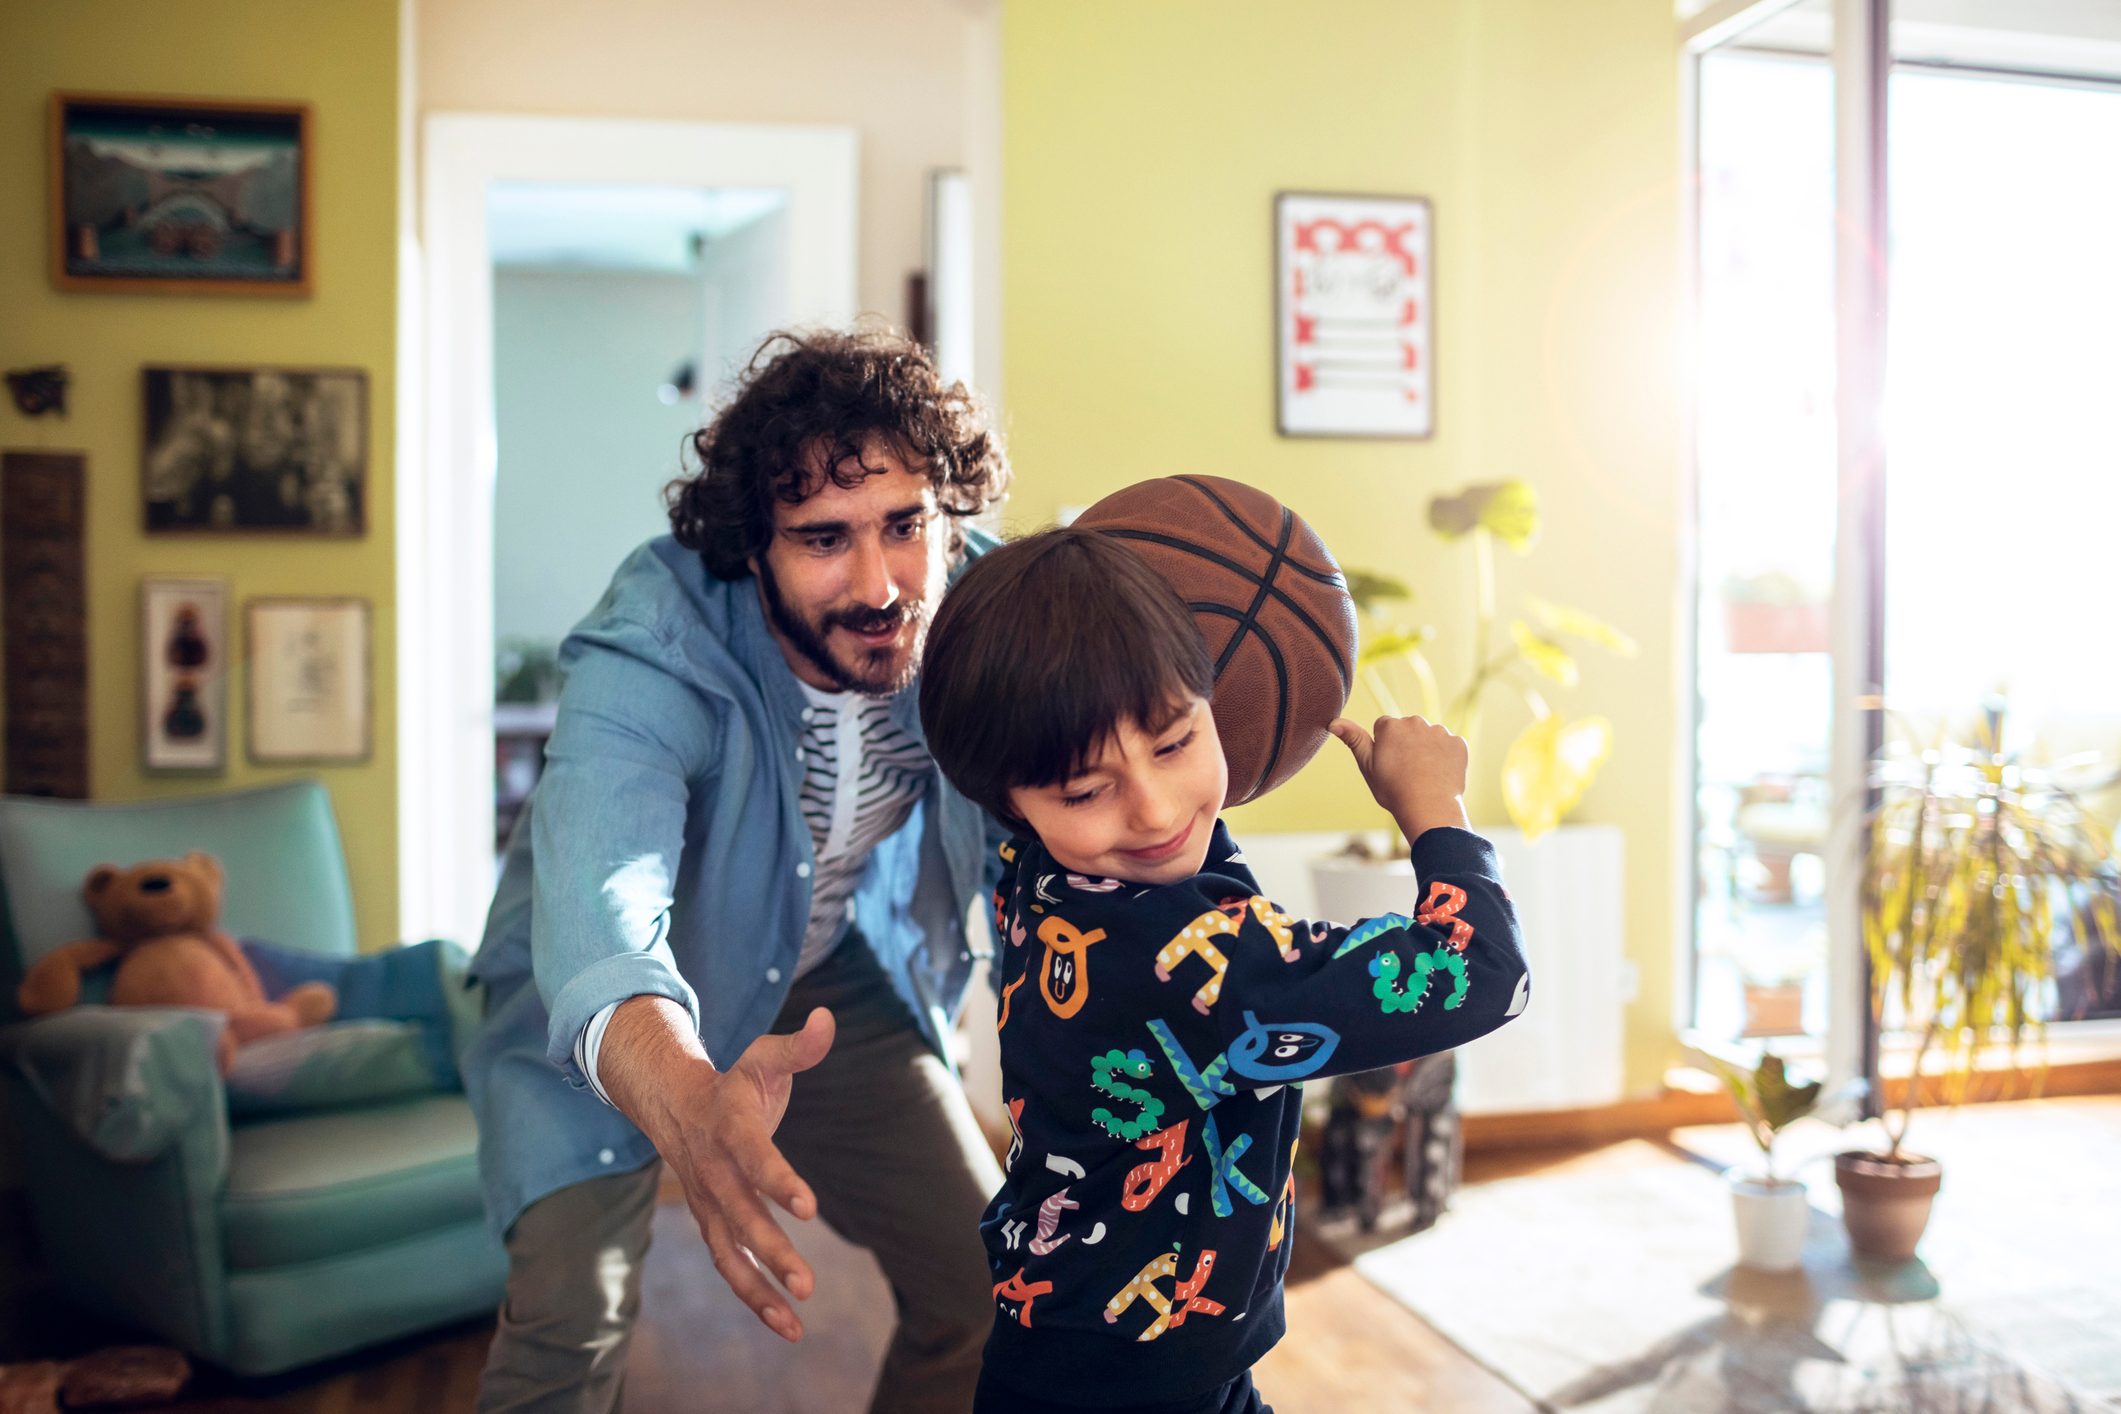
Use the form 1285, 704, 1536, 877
756, 557, 927, 697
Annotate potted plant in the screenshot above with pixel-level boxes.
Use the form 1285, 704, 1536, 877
1346, 479, 1633, 840
1314, 480, 1635, 913
1720, 569, 1829, 655
1734, 929, 1822, 1038
1839, 698, 2121, 1260
1693, 1048, 1822, 1271
1739, 968, 1809, 1039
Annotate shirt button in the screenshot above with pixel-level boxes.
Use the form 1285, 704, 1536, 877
795, 747, 805, 763
766, 967, 783, 984
598, 1148, 615, 1165
796, 862, 812, 878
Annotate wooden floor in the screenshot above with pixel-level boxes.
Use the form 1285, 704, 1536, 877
2, 1146, 1557, 1414
16, 1102, 2121, 1407
14, 1104, 2104, 1413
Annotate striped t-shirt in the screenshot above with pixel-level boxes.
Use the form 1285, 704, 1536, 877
575, 679, 931, 1099
790, 679, 932, 974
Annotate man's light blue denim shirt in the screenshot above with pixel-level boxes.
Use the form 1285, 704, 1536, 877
465, 533, 1004, 1235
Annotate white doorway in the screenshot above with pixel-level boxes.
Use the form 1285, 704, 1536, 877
405, 114, 857, 947
488, 182, 794, 857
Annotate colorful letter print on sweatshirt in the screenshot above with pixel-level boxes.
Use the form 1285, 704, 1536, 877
978, 820, 1530, 1407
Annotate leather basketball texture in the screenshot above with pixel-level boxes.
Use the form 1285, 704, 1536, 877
1076, 475, 1357, 808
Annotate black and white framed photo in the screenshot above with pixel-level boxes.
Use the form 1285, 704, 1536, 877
140, 576, 229, 773
1275, 192, 1434, 439
246, 597, 371, 764
142, 365, 366, 535
51, 92, 311, 296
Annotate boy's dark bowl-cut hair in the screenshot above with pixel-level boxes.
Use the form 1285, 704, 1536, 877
920, 526, 1214, 828
665, 324, 1009, 580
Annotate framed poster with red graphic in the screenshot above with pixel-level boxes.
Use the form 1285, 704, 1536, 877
1275, 192, 1433, 439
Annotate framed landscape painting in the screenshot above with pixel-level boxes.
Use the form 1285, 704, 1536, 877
51, 92, 311, 296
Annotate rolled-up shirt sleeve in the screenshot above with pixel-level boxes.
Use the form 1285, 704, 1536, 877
532, 621, 722, 1085
576, 1000, 621, 1105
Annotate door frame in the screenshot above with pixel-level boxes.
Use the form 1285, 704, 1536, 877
403, 113, 858, 946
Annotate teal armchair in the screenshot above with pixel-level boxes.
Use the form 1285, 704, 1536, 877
0, 780, 506, 1376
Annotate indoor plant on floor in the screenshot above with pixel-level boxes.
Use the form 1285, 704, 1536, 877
1693, 1048, 1822, 1271
1841, 697, 2121, 1259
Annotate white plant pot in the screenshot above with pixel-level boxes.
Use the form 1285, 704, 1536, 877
1308, 853, 1420, 924
1727, 1170, 1810, 1272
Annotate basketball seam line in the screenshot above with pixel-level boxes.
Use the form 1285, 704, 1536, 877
1215, 507, 1293, 677
1193, 603, 1291, 801
1100, 528, 1352, 687
1175, 477, 1345, 587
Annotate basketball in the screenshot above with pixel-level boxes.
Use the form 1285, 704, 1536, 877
1075, 475, 1358, 808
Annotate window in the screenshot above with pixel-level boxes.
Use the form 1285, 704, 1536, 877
1685, 1, 2121, 1058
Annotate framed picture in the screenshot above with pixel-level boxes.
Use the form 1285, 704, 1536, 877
1275, 192, 1434, 439
246, 598, 370, 764
50, 92, 311, 296
140, 577, 228, 773
142, 365, 366, 535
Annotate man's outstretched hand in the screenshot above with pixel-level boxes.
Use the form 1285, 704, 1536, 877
601, 996, 836, 1342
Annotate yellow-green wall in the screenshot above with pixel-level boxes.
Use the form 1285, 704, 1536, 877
2, 0, 1691, 1084
1003, 0, 1687, 1092
0, 0, 401, 952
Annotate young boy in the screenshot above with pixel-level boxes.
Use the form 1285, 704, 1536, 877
920, 527, 1531, 1414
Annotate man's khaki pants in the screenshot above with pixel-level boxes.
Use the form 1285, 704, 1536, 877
476, 940, 1004, 1414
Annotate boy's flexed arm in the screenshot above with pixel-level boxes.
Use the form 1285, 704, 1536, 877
1182, 714, 1530, 1084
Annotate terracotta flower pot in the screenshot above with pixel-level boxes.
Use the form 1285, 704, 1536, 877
1834, 1150, 1942, 1260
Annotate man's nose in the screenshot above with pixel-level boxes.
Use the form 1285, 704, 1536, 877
848, 536, 900, 609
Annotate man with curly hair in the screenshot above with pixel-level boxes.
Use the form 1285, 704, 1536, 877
466, 327, 1013, 1414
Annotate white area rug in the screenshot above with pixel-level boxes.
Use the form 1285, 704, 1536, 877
1341, 1125, 2120, 1413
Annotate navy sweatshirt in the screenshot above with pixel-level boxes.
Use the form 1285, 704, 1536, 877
978, 820, 1531, 1407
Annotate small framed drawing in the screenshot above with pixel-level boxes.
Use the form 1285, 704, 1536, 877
1275, 192, 1433, 439
247, 598, 371, 764
51, 92, 311, 296
141, 577, 229, 772
142, 365, 367, 535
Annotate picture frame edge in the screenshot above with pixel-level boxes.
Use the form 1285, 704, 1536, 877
244, 595, 374, 766
1272, 189, 1437, 443
50, 90, 314, 299
139, 574, 230, 776
140, 363, 369, 537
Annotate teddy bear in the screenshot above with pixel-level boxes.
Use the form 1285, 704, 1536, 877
15, 851, 336, 1072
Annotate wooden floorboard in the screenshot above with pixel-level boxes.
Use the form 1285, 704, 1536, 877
1257, 1236, 1536, 1412
6, 1196, 1531, 1413
10, 1095, 2112, 1411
